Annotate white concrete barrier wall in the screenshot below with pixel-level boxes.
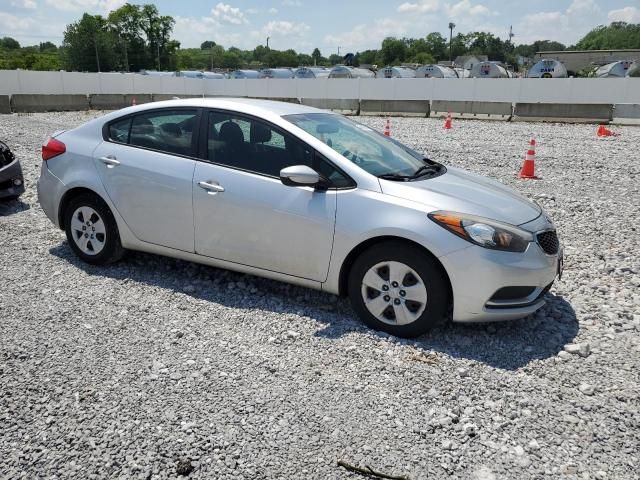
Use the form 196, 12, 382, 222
0, 71, 639, 104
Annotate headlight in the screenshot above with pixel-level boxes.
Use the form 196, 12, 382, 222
428, 211, 533, 253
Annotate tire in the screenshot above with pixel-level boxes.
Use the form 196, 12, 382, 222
63, 193, 125, 265
348, 241, 449, 338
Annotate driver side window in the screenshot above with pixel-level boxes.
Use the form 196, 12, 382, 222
206, 111, 313, 177
206, 110, 354, 188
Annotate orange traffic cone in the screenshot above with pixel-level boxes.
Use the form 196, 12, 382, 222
384, 117, 391, 137
132, 97, 137, 106
444, 112, 452, 129
518, 137, 539, 180
596, 124, 618, 137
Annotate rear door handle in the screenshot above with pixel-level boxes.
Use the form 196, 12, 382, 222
100, 156, 120, 168
198, 181, 225, 194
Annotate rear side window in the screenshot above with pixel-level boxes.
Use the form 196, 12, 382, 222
129, 110, 198, 156
107, 110, 199, 157
108, 118, 131, 143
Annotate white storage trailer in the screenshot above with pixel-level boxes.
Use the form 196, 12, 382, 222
139, 70, 176, 77
528, 59, 568, 78
415, 65, 458, 78
175, 71, 225, 79
595, 61, 635, 78
376, 66, 416, 78
469, 62, 510, 78
260, 68, 294, 79
328, 66, 375, 78
229, 70, 262, 79
202, 72, 226, 79
294, 67, 330, 78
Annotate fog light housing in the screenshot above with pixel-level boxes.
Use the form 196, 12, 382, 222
13, 178, 23, 186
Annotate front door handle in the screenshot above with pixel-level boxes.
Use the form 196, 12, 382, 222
100, 156, 120, 168
198, 181, 225, 194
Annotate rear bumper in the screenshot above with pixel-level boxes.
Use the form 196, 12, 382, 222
440, 242, 560, 323
37, 164, 66, 228
0, 159, 25, 199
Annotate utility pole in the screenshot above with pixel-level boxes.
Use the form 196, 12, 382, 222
266, 36, 270, 49
508, 25, 514, 45
94, 34, 101, 73
121, 36, 129, 72
448, 22, 455, 65
337, 46, 341, 56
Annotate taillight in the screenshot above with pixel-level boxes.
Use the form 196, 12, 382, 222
42, 137, 66, 161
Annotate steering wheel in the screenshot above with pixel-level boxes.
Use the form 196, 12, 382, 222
342, 149, 363, 164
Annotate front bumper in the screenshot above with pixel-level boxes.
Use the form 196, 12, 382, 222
440, 241, 561, 323
0, 159, 25, 199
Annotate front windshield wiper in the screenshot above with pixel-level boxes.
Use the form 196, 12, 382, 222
378, 173, 412, 181
411, 165, 438, 179
378, 164, 440, 182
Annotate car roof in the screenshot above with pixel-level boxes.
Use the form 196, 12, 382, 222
126, 97, 328, 118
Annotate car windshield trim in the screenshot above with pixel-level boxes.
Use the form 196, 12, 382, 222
283, 113, 445, 181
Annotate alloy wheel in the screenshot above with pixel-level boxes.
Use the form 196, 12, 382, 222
70, 206, 106, 255
360, 260, 428, 325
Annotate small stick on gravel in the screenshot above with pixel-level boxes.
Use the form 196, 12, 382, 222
407, 352, 439, 365
337, 460, 411, 480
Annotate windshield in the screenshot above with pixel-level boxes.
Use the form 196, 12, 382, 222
283, 113, 444, 180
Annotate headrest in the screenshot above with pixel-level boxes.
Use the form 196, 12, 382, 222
131, 117, 154, 135
219, 121, 244, 146
160, 123, 182, 137
250, 122, 272, 143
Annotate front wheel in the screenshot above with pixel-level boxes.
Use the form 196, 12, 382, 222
348, 241, 449, 338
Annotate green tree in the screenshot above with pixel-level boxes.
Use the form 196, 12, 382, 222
139, 4, 176, 70
0, 37, 20, 49
328, 53, 342, 65
297, 53, 313, 66
411, 52, 435, 65
200, 40, 216, 50
575, 22, 640, 50
221, 51, 241, 69
356, 49, 379, 66
253, 45, 269, 63
311, 47, 322, 64
108, 3, 146, 71
424, 32, 447, 60
380, 37, 407, 65
62, 13, 119, 72
467, 32, 506, 61
39, 41, 57, 52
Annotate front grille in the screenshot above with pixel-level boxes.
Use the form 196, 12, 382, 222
536, 230, 559, 255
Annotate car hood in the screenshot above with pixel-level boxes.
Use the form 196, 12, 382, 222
379, 166, 541, 226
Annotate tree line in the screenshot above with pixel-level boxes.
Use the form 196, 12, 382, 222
1, 3, 639, 73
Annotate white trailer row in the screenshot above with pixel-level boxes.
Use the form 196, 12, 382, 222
135, 60, 640, 81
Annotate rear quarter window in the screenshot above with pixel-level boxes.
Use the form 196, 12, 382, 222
108, 118, 131, 143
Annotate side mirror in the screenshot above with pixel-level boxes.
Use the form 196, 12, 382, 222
280, 165, 321, 187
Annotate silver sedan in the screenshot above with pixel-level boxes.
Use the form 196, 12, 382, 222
37, 98, 562, 337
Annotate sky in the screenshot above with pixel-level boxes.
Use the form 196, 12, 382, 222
1, 0, 639, 54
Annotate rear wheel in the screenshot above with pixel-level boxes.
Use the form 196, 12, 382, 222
63, 193, 125, 265
348, 241, 449, 338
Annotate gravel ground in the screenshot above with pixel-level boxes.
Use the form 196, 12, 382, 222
1, 111, 639, 480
